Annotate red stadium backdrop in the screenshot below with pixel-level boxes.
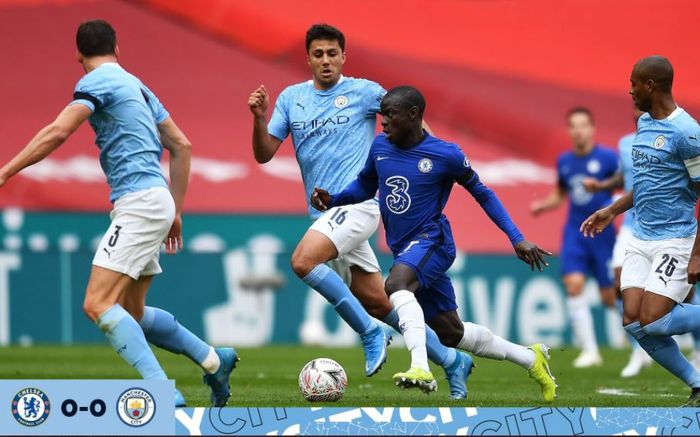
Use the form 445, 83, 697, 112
1, 0, 700, 252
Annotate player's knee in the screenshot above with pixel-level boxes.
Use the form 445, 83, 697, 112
82, 296, 103, 322
365, 299, 392, 320
384, 273, 415, 295
290, 250, 318, 279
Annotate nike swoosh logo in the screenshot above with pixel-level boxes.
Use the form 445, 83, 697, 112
376, 156, 389, 161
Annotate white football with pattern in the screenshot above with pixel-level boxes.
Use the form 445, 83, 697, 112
299, 358, 348, 402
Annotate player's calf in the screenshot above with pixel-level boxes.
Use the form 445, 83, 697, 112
426, 313, 464, 348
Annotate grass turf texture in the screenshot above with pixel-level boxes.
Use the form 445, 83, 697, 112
0, 345, 692, 407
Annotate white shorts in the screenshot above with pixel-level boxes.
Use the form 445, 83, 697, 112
620, 234, 694, 303
612, 225, 633, 269
92, 186, 175, 280
309, 199, 381, 284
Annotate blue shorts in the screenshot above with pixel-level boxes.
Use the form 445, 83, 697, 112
392, 239, 458, 320
561, 223, 615, 288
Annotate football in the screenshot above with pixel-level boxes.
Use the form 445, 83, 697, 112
298, 358, 348, 402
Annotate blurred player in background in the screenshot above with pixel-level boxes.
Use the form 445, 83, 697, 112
582, 56, 700, 405
0, 20, 237, 407
312, 86, 557, 402
247, 24, 473, 398
531, 108, 618, 368
582, 108, 653, 377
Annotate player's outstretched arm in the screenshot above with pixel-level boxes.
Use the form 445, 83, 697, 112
0, 104, 90, 187
311, 173, 378, 212
459, 170, 551, 271
248, 85, 283, 163
530, 186, 566, 216
580, 191, 633, 238
582, 172, 623, 193
159, 116, 192, 254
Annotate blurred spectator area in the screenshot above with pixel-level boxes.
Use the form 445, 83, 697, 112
1, 0, 699, 252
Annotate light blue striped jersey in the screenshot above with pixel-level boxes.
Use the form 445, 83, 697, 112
70, 63, 169, 202
632, 107, 700, 240
268, 76, 385, 218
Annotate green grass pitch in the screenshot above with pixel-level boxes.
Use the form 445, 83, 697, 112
0, 345, 692, 407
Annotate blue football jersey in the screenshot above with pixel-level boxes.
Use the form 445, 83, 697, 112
632, 107, 700, 240
618, 132, 636, 228
70, 63, 169, 202
267, 76, 385, 218
349, 133, 469, 254
557, 145, 619, 227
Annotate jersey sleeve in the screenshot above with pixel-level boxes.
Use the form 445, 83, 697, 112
267, 89, 291, 142
445, 143, 473, 182
606, 148, 620, 177
140, 84, 170, 124
677, 124, 700, 182
363, 81, 387, 118
556, 155, 567, 189
329, 141, 379, 207
70, 73, 111, 112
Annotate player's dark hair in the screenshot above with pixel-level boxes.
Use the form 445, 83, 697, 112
635, 56, 674, 93
385, 86, 426, 117
76, 20, 116, 57
305, 24, 345, 53
566, 106, 595, 125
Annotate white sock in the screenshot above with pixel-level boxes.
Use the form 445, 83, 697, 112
458, 322, 535, 369
200, 347, 221, 374
389, 290, 429, 372
567, 295, 598, 353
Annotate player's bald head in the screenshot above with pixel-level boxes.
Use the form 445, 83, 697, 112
632, 56, 674, 92
383, 86, 426, 117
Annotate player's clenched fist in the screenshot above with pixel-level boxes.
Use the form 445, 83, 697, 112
311, 187, 332, 211
248, 85, 269, 117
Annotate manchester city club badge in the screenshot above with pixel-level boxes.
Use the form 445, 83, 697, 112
12, 387, 50, 427
116, 387, 156, 427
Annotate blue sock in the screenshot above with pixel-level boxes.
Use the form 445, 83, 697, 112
96, 304, 167, 380
303, 264, 375, 335
616, 299, 640, 350
384, 309, 456, 368
139, 306, 210, 365
625, 321, 700, 388
643, 304, 700, 336
689, 293, 700, 349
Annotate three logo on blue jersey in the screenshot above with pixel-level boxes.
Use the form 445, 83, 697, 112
385, 176, 411, 214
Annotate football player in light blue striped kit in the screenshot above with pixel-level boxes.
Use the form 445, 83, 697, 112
0, 20, 236, 407
583, 56, 700, 406
247, 24, 473, 398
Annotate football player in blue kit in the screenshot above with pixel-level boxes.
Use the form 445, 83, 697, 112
248, 24, 474, 398
0, 20, 236, 407
312, 86, 557, 401
583, 56, 700, 406
531, 108, 618, 368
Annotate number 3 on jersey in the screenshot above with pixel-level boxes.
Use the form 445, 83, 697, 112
385, 176, 411, 214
